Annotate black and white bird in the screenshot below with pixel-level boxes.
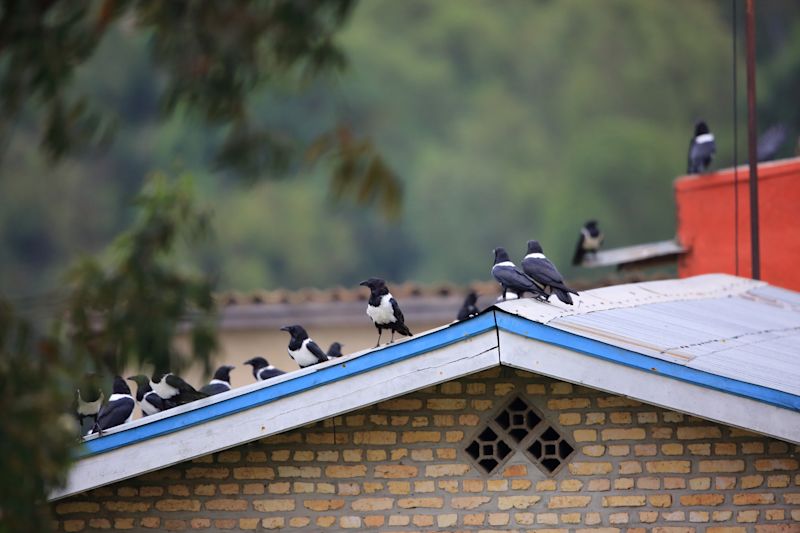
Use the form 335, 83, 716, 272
492, 247, 547, 300
522, 240, 579, 305
572, 220, 604, 266
243, 357, 286, 382
327, 342, 343, 359
457, 291, 480, 321
75, 388, 105, 433
687, 120, 716, 174
88, 376, 135, 436
150, 372, 207, 406
200, 365, 235, 396
280, 325, 329, 368
359, 278, 413, 347
127, 375, 169, 416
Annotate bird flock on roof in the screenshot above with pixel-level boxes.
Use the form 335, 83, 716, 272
77, 240, 585, 437
82, 119, 765, 437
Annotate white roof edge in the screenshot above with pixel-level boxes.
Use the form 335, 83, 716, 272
53, 274, 799, 501
51, 331, 500, 501
495, 273, 766, 324
499, 332, 800, 445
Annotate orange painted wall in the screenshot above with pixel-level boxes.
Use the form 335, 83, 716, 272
675, 157, 800, 291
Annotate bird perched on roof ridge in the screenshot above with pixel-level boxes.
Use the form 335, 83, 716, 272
572, 220, 603, 266
127, 375, 169, 416
492, 247, 547, 301
457, 291, 480, 321
327, 342, 343, 359
200, 365, 235, 396
522, 240, 579, 305
244, 357, 286, 381
687, 120, 716, 174
150, 372, 208, 406
359, 278, 413, 347
88, 376, 135, 436
280, 325, 329, 368
75, 388, 104, 432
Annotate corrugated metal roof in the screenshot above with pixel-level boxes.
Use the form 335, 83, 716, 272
496, 273, 800, 397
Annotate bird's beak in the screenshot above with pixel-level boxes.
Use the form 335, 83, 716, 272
243, 359, 253, 366
126, 376, 135, 382
225, 365, 235, 371
359, 280, 369, 287
280, 326, 290, 332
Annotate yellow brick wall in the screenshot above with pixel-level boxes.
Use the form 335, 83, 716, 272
53, 368, 800, 532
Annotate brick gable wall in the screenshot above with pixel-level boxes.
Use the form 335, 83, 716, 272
53, 368, 800, 532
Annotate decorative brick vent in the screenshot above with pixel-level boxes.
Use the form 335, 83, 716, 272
465, 395, 575, 475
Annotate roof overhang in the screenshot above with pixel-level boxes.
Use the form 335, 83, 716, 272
51, 274, 800, 501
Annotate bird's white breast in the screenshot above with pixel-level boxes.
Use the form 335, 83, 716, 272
141, 393, 161, 416
366, 293, 397, 325
581, 228, 603, 250
151, 379, 177, 399
524, 253, 546, 260
695, 133, 715, 144
77, 392, 104, 415
289, 338, 321, 367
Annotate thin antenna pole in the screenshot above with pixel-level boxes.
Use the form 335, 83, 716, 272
745, 0, 760, 280
732, 0, 739, 276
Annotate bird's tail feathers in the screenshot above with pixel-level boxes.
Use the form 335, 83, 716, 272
397, 323, 413, 337
554, 288, 574, 306
572, 248, 585, 266
172, 390, 209, 405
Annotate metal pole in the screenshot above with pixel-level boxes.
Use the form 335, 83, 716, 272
745, 0, 760, 279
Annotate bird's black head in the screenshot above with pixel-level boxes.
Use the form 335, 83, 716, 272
493, 247, 510, 264
359, 277, 388, 295
465, 291, 478, 305
280, 325, 309, 341
212, 365, 235, 382
112, 375, 131, 395
526, 240, 544, 254
585, 220, 598, 230
694, 120, 710, 136
329, 342, 342, 352
127, 374, 149, 388
243, 357, 269, 369
126, 375, 150, 399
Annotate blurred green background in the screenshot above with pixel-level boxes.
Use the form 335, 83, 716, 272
2, 0, 799, 299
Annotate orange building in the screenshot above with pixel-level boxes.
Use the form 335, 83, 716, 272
675, 157, 800, 291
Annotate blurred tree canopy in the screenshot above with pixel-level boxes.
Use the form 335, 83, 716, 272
1, 0, 799, 295
0, 301, 75, 533
66, 173, 217, 376
0, 173, 217, 532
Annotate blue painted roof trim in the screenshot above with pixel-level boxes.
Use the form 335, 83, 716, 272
77, 307, 800, 460
495, 311, 800, 412
77, 312, 499, 459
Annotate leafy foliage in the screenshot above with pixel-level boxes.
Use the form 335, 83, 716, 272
0, 0, 342, 156
66, 173, 217, 375
0, 301, 76, 533
0, 0, 403, 210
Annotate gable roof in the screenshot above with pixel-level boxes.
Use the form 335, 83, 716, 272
51, 274, 800, 500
